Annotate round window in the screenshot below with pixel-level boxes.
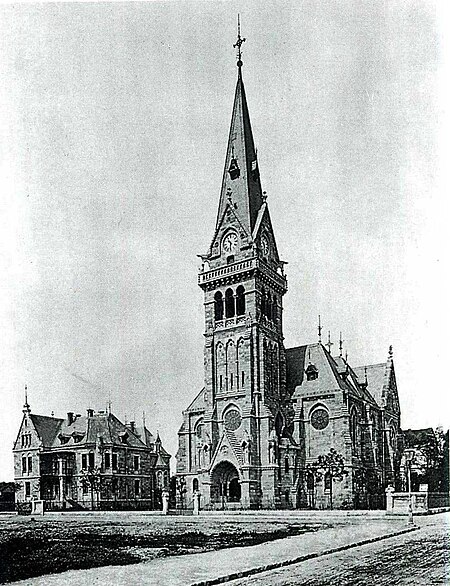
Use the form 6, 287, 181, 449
310, 408, 329, 430
224, 409, 242, 431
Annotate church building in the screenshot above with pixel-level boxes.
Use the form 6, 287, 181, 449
176, 31, 402, 510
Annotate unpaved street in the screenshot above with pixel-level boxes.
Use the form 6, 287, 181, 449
228, 514, 449, 586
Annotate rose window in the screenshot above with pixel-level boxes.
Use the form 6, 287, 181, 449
224, 409, 242, 431
310, 408, 329, 430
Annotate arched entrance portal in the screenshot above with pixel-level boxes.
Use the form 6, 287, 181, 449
211, 461, 241, 508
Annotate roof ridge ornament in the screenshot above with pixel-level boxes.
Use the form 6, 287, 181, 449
233, 14, 246, 68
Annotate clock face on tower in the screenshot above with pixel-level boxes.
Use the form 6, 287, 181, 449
222, 232, 238, 254
261, 234, 270, 256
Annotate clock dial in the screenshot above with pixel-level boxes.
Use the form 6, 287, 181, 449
261, 235, 270, 256
222, 232, 238, 253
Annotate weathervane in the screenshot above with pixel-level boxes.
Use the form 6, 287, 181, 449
233, 14, 246, 67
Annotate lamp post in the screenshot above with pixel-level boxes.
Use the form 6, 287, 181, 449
404, 448, 415, 525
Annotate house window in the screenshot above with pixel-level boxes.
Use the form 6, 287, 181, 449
28, 456, 33, 473
104, 453, 111, 469
25, 482, 30, 498
220, 375, 223, 391
285, 457, 290, 473
307, 473, 315, 491
88, 453, 95, 469
82, 481, 88, 495
241, 371, 245, 387
193, 478, 199, 492
112, 453, 118, 470
22, 456, 27, 474
134, 456, 139, 471
81, 454, 87, 470
134, 479, 140, 497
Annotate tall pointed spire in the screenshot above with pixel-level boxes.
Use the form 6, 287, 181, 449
215, 21, 264, 234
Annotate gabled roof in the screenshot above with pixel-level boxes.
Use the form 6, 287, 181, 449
29, 414, 63, 447
215, 67, 264, 235
353, 363, 387, 408
286, 343, 350, 398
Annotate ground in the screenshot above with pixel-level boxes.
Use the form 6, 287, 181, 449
0, 512, 323, 584
1, 512, 448, 586
227, 514, 449, 586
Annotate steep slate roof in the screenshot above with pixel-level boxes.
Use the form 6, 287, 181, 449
29, 414, 63, 447
353, 363, 387, 407
286, 343, 350, 398
215, 66, 264, 235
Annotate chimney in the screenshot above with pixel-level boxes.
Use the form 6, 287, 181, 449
129, 421, 136, 433
87, 408, 94, 418
67, 412, 74, 425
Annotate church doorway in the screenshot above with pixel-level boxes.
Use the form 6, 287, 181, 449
210, 461, 241, 508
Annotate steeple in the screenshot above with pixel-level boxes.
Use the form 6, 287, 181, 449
215, 22, 263, 235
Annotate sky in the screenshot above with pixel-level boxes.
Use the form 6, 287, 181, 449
0, 0, 448, 479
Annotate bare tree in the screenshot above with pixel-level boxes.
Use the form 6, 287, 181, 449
305, 448, 348, 510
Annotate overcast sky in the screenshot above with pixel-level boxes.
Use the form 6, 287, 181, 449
0, 1, 448, 479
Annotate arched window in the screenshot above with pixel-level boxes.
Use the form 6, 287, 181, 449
324, 472, 331, 492
350, 409, 358, 450
266, 293, 272, 320
214, 291, 224, 321
285, 457, 290, 473
275, 412, 284, 438
193, 478, 199, 492
307, 473, 315, 491
272, 296, 277, 322
236, 285, 245, 315
261, 288, 266, 317
225, 288, 235, 318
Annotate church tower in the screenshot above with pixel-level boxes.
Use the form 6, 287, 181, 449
176, 25, 403, 511
175, 25, 300, 510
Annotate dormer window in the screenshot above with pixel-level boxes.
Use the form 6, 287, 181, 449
72, 431, 85, 443
119, 431, 129, 444
58, 433, 70, 445
305, 363, 319, 381
228, 157, 240, 179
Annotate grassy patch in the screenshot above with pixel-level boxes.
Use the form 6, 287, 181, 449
0, 515, 324, 583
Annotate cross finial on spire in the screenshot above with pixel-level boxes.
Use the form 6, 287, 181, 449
339, 332, 344, 357
388, 345, 393, 359
318, 315, 322, 343
233, 14, 246, 68
325, 331, 334, 353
